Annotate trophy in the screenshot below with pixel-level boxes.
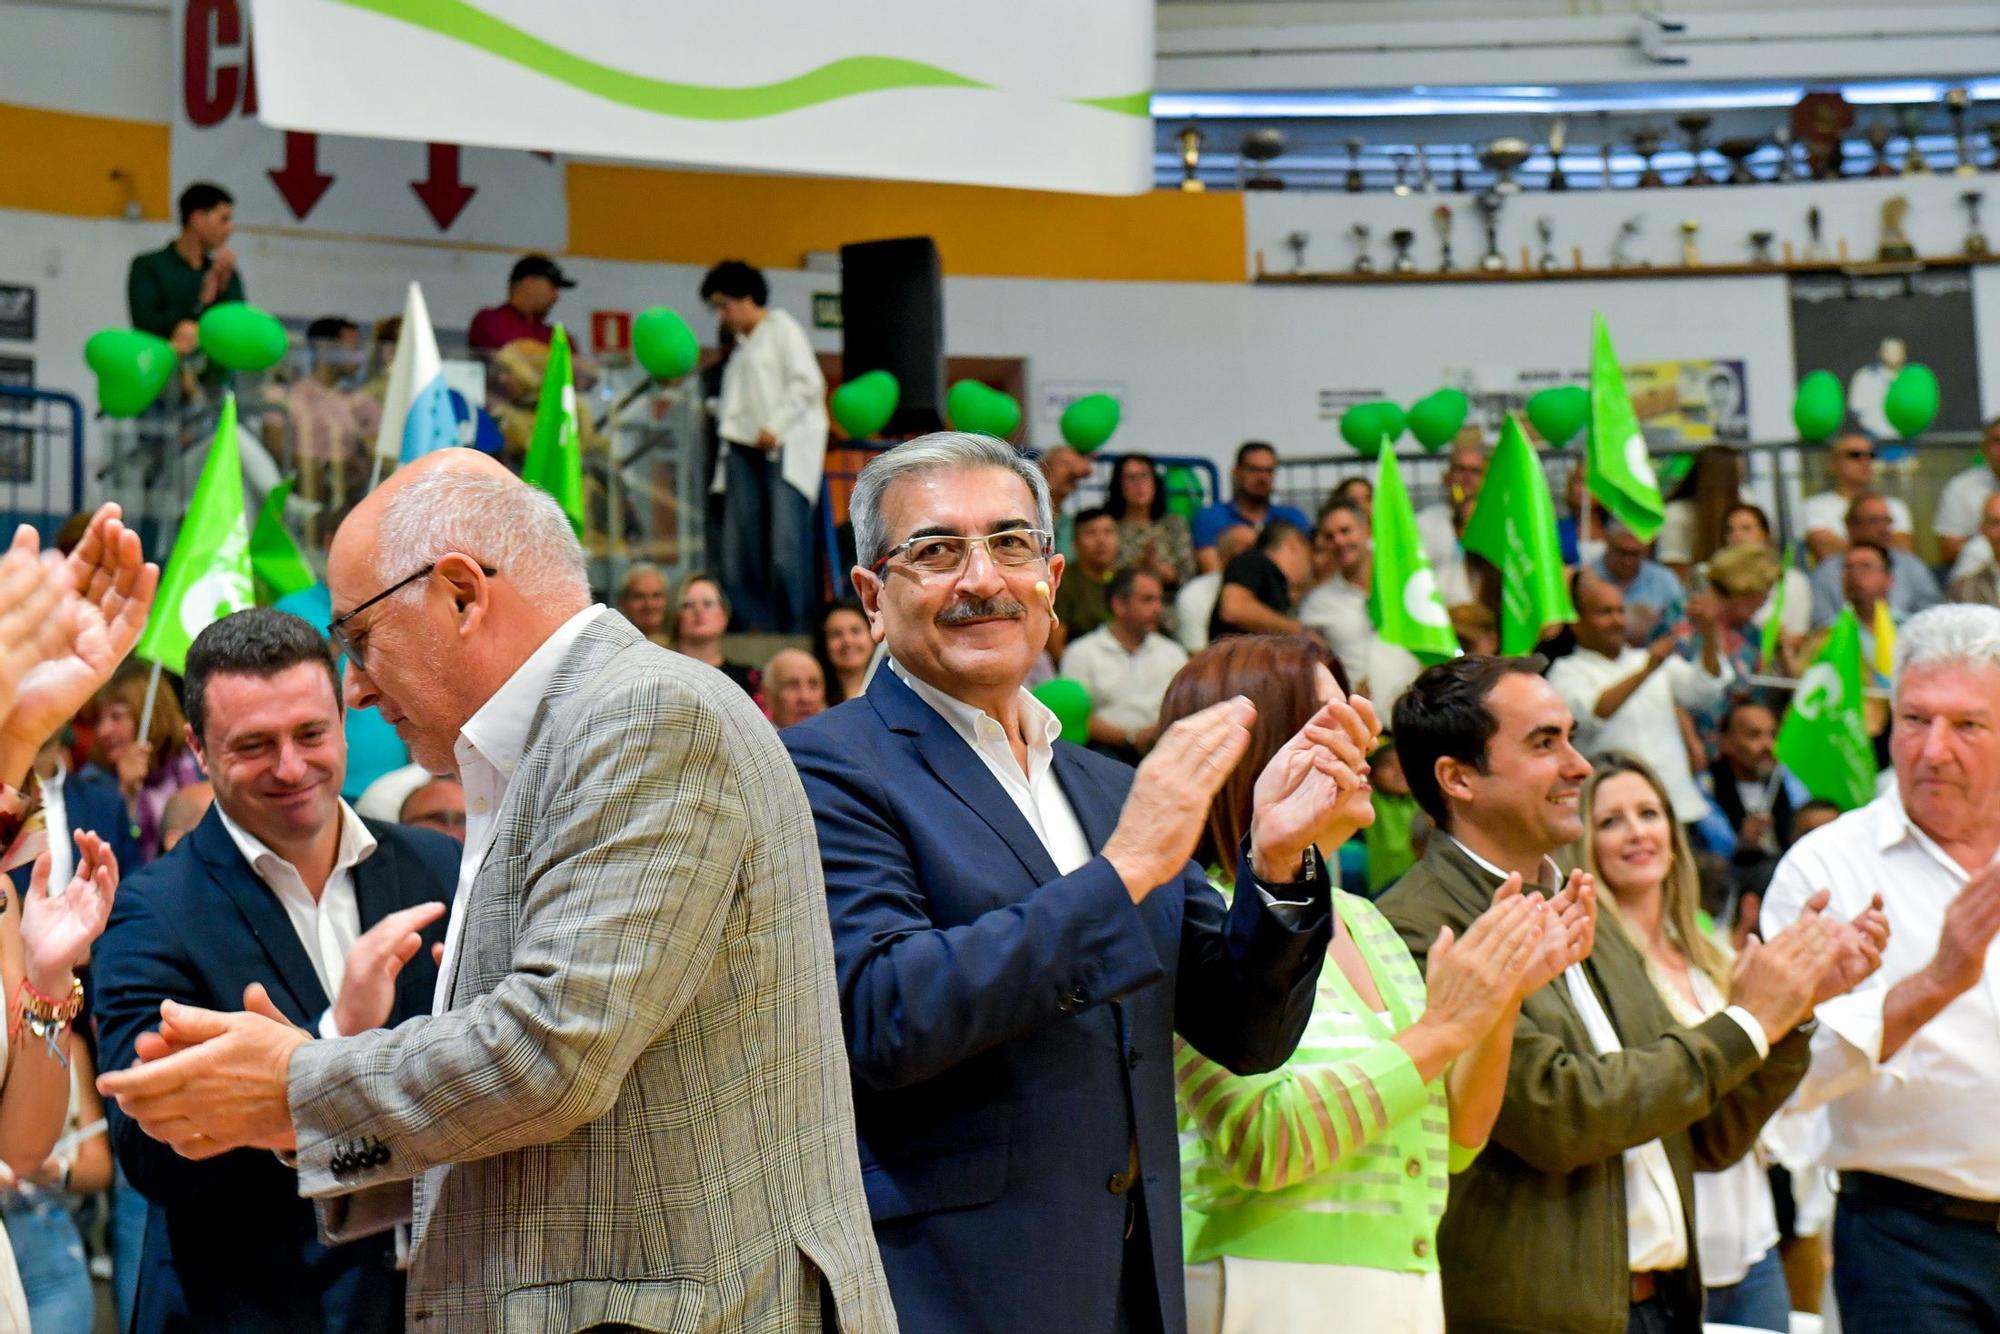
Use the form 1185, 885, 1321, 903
1392, 152, 1413, 197
1680, 219, 1701, 266
1480, 137, 1532, 194
1633, 127, 1665, 187
1535, 217, 1559, 271
1350, 222, 1375, 273
1749, 231, 1776, 264
1176, 126, 1206, 193
1963, 190, 1989, 256
1474, 190, 1507, 271
1416, 144, 1438, 194
1803, 205, 1830, 261
1612, 215, 1646, 269
1864, 120, 1897, 177
1879, 195, 1917, 261
1547, 117, 1570, 191
1718, 137, 1762, 185
1599, 134, 1617, 190
1284, 230, 1311, 273
1946, 88, 1978, 176
1345, 138, 1365, 193
1773, 125, 1799, 182
1433, 203, 1456, 271
1792, 91, 1853, 180
1677, 114, 1715, 186
1898, 105, 1931, 175
1241, 128, 1286, 190
1390, 228, 1417, 273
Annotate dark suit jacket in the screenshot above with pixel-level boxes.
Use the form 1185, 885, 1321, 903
1704, 756, 1798, 857
783, 666, 1331, 1333
1376, 839, 1811, 1334
93, 806, 457, 1333
7, 763, 142, 894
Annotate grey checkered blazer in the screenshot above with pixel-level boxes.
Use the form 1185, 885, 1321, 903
285, 614, 894, 1333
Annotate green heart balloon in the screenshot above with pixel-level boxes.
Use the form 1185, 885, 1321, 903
632, 307, 700, 380
1374, 401, 1407, 445
196, 302, 289, 372
1791, 370, 1846, 441
1883, 363, 1940, 438
1163, 464, 1203, 520
946, 380, 1022, 439
1407, 387, 1470, 451
1526, 385, 1590, 446
1340, 403, 1388, 459
84, 328, 178, 418
1059, 394, 1121, 453
830, 370, 899, 439
1030, 677, 1092, 745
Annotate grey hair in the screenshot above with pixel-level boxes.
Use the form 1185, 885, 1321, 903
616, 561, 668, 601
849, 432, 1052, 570
1894, 603, 2000, 691
376, 468, 590, 609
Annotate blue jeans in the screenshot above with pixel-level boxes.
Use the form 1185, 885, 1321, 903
2, 1190, 93, 1334
1835, 1193, 2000, 1333
720, 443, 815, 633
1704, 1245, 1789, 1331
112, 1162, 146, 1332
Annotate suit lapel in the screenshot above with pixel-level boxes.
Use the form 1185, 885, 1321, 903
190, 811, 330, 1021
1051, 745, 1119, 851
352, 833, 398, 930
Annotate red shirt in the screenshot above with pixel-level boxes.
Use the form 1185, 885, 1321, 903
467, 303, 552, 354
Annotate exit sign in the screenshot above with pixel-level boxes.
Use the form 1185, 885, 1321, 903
812, 292, 842, 329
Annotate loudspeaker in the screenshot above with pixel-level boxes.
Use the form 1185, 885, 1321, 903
841, 237, 945, 435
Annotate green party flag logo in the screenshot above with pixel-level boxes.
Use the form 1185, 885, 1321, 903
1369, 449, 1460, 662
1587, 313, 1665, 542
521, 323, 586, 537
133, 393, 255, 675
1461, 414, 1576, 655
249, 476, 319, 606
1776, 606, 1878, 810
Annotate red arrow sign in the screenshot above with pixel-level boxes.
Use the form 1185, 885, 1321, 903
267, 130, 333, 220
412, 143, 476, 231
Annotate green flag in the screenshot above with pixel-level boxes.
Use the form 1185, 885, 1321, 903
1775, 606, 1878, 810
133, 393, 255, 674
521, 323, 586, 537
1759, 542, 1796, 671
249, 476, 318, 606
1461, 414, 1577, 655
1586, 313, 1665, 541
1369, 450, 1460, 662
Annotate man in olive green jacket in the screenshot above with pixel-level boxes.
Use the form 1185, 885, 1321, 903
1377, 657, 1882, 1334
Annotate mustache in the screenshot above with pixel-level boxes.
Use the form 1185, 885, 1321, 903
935, 597, 1026, 627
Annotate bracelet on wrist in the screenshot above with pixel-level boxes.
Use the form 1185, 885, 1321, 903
12, 975, 83, 1068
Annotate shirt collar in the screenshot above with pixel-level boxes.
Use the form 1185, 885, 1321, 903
455, 605, 606, 779
887, 657, 1063, 754
1446, 833, 1563, 891
1869, 781, 2000, 869
216, 798, 377, 883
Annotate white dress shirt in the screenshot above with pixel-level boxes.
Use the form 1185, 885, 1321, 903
1931, 464, 1998, 542
713, 307, 829, 502
434, 605, 609, 1013
1762, 786, 2000, 1200
1800, 490, 1912, 543
40, 761, 72, 892
1415, 502, 1458, 575
215, 800, 377, 1034
1297, 572, 1376, 670
1546, 645, 1732, 823
1173, 572, 1221, 653
1060, 627, 1188, 737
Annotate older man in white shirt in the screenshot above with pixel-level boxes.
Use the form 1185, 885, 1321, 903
702, 260, 828, 634
1546, 570, 1733, 843
1762, 603, 2000, 1333
1062, 567, 1188, 762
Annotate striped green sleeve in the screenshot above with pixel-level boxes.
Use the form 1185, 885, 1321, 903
1447, 1134, 1484, 1175
1174, 1034, 1430, 1193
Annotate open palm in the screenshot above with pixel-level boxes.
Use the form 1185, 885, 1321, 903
1250, 694, 1380, 862
21, 829, 118, 988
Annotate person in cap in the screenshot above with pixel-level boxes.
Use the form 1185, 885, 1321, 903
467, 254, 576, 356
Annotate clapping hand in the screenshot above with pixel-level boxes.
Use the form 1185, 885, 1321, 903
0, 529, 74, 713
1813, 892, 1890, 1004
332, 902, 447, 1038
1502, 868, 1597, 1000
1101, 697, 1256, 902
1247, 693, 1381, 883
20, 830, 118, 994
1414, 889, 1547, 1053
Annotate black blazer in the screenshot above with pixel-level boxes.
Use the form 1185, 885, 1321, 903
93, 806, 457, 1333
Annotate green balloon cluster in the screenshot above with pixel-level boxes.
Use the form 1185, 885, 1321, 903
1059, 394, 1121, 453
197, 302, 289, 372
1030, 677, 1092, 745
1407, 387, 1470, 452
1163, 464, 1202, 520
830, 370, 900, 439
633, 307, 699, 380
946, 380, 1022, 439
1792, 370, 1846, 441
1526, 385, 1589, 447
1883, 364, 1940, 438
84, 328, 178, 418
1339, 401, 1404, 459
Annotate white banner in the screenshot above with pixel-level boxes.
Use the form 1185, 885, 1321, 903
246, 0, 1155, 196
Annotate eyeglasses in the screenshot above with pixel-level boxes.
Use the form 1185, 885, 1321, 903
330, 560, 497, 671
869, 528, 1053, 577
1836, 449, 1874, 461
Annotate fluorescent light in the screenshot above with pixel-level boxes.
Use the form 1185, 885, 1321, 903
1151, 79, 1992, 121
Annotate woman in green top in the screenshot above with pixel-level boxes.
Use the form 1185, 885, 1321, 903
1160, 635, 1588, 1334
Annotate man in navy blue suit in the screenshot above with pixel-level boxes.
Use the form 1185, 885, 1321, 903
785, 432, 1375, 1332
93, 610, 456, 1332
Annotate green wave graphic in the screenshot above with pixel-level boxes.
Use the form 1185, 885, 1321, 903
326, 0, 988, 119
1071, 92, 1151, 117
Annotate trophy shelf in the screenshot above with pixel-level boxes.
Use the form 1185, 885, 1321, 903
1250, 253, 2000, 286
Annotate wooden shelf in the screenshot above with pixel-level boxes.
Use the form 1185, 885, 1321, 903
1252, 253, 1997, 285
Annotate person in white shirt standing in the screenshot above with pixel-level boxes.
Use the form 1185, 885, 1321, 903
702, 260, 829, 634
1798, 433, 1914, 564
1297, 496, 1376, 670
1931, 416, 2000, 572
1762, 602, 2000, 1333
1061, 567, 1188, 763
1546, 571, 1734, 849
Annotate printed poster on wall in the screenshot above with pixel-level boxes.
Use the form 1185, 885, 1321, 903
1435, 359, 1750, 448
1789, 270, 1981, 439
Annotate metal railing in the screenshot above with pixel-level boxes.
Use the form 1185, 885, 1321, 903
0, 385, 87, 541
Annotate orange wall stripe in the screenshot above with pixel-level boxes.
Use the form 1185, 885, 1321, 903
0, 102, 171, 222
